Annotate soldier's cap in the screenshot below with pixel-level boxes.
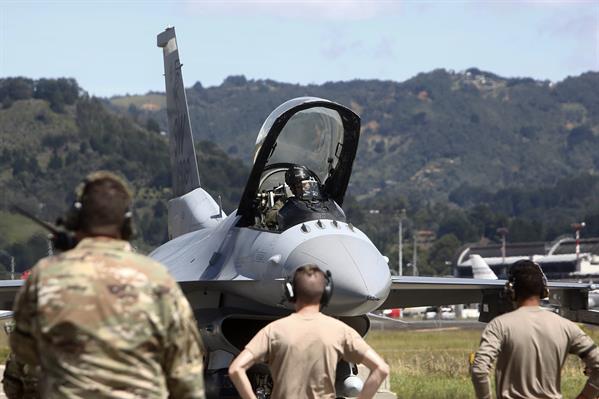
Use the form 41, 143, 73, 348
75, 171, 133, 201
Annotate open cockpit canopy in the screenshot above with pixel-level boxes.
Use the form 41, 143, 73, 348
237, 97, 360, 226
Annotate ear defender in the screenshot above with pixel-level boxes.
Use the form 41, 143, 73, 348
284, 277, 295, 303
504, 261, 549, 301
535, 262, 549, 299
320, 270, 334, 307
57, 177, 89, 231
120, 210, 134, 241
504, 279, 516, 302
283, 269, 334, 307
57, 175, 133, 239
59, 200, 83, 231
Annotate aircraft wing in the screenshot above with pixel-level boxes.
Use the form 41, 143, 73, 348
381, 276, 597, 324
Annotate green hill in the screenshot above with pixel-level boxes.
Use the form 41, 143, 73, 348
0, 78, 247, 272
111, 70, 599, 201
2, 72, 598, 276
108, 70, 599, 275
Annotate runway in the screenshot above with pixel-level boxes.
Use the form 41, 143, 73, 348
369, 316, 486, 331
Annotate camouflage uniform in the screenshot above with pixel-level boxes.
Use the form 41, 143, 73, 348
3, 351, 40, 399
263, 199, 284, 229
11, 237, 205, 399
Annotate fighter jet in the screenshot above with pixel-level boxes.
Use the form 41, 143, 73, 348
152, 27, 599, 398
0, 26, 596, 399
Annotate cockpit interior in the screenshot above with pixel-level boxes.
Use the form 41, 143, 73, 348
236, 98, 360, 232
255, 164, 345, 231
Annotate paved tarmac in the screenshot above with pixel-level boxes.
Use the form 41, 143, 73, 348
369, 316, 485, 331
0, 363, 395, 398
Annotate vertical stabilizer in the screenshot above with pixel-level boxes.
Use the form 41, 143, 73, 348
470, 255, 498, 280
157, 27, 201, 197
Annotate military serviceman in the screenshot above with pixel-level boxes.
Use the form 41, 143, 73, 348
228, 264, 389, 399
471, 259, 599, 399
10, 171, 205, 398
263, 165, 321, 229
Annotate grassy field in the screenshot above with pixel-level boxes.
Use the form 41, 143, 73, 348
0, 211, 45, 245
0, 322, 596, 398
366, 326, 599, 399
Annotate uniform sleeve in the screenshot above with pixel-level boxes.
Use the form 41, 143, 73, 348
471, 319, 502, 399
163, 284, 206, 399
2, 353, 24, 399
245, 326, 270, 363
567, 322, 599, 398
341, 325, 371, 364
10, 268, 39, 367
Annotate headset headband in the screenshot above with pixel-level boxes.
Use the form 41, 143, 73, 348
284, 267, 333, 307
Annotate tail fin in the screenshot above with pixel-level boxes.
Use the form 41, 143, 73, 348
470, 255, 498, 280
157, 27, 201, 197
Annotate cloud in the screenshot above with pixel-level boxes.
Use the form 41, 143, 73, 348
319, 34, 395, 62
181, 0, 401, 21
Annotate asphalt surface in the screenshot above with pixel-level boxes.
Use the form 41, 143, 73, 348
369, 317, 486, 331
0, 363, 396, 398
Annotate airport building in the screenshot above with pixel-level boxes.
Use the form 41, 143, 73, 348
454, 237, 599, 280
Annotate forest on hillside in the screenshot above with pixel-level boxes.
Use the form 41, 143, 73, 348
114, 69, 599, 200
1, 73, 598, 277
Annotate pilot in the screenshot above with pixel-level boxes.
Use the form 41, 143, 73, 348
285, 165, 321, 201
228, 264, 389, 399
11, 171, 206, 398
471, 260, 599, 399
263, 165, 321, 229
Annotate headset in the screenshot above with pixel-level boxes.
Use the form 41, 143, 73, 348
504, 260, 549, 301
58, 175, 133, 240
284, 268, 334, 307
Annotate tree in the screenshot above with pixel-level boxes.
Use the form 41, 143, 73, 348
509, 219, 544, 242
146, 118, 160, 133
48, 152, 63, 169
427, 234, 461, 275
34, 78, 79, 113
438, 211, 479, 242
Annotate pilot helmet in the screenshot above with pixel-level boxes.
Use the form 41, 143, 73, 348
285, 166, 321, 200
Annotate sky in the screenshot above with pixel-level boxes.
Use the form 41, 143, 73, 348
1, 0, 597, 97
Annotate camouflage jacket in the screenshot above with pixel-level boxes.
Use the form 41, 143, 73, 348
3, 351, 40, 399
11, 237, 205, 399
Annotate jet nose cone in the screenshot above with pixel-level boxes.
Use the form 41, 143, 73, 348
285, 234, 391, 316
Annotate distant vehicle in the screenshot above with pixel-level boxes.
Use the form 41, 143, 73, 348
401, 306, 428, 317
382, 308, 401, 318
424, 306, 456, 320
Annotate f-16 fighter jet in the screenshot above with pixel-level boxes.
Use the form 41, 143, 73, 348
1, 26, 597, 399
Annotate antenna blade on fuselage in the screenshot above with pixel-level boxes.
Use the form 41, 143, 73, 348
157, 27, 201, 197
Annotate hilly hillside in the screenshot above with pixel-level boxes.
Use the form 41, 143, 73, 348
0, 78, 247, 273
111, 69, 599, 200
1, 74, 598, 277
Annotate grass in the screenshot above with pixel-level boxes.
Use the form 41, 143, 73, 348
0, 322, 597, 398
0, 211, 45, 245
365, 326, 599, 399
